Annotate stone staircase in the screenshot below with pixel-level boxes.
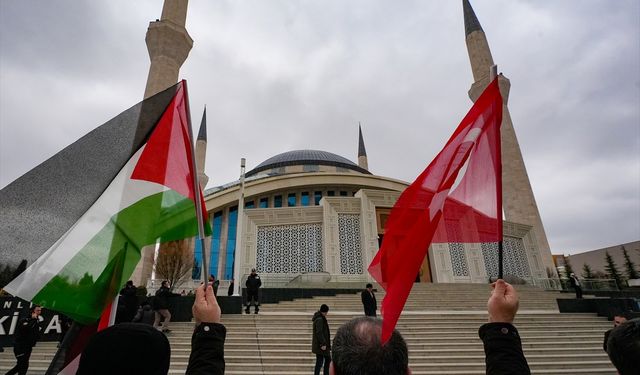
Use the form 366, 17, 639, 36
0, 283, 617, 374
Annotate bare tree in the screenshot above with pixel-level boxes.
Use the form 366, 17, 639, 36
154, 239, 193, 291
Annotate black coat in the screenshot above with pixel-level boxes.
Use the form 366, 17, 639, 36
478, 323, 531, 375
153, 286, 175, 310
13, 316, 41, 353
311, 311, 330, 355
569, 276, 581, 288
186, 323, 226, 375
119, 285, 138, 310
361, 289, 377, 316
246, 274, 262, 292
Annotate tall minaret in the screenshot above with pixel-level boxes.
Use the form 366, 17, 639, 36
143, 0, 193, 99
196, 108, 209, 189
357, 123, 369, 171
133, 0, 194, 286
463, 0, 554, 273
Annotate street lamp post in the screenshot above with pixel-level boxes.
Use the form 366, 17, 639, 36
232, 158, 246, 296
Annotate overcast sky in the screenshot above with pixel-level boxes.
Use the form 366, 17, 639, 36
1, 0, 638, 255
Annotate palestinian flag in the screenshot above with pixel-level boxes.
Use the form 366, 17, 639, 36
1, 80, 210, 324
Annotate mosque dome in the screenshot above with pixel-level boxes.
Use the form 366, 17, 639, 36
245, 149, 370, 177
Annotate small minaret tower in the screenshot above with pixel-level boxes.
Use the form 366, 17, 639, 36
143, 0, 193, 99
357, 123, 369, 171
195, 108, 209, 189
463, 0, 554, 273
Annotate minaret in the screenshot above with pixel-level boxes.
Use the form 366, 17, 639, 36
463, 0, 554, 273
196, 108, 209, 189
358, 123, 369, 171
143, 0, 193, 99
133, 0, 194, 286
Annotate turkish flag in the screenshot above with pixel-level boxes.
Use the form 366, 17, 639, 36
368, 78, 503, 344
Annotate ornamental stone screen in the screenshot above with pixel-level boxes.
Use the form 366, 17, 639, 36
256, 223, 324, 273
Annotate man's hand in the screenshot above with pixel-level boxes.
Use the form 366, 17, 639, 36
192, 283, 221, 325
320, 345, 327, 351
487, 279, 519, 323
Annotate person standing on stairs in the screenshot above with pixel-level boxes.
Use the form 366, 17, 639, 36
312, 304, 331, 375
568, 273, 583, 299
361, 283, 377, 317
245, 268, 262, 314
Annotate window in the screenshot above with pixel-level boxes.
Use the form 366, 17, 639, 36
288, 193, 297, 207
259, 197, 269, 208
274, 195, 282, 208
314, 191, 322, 205
327, 191, 335, 197
301, 192, 309, 206
224, 206, 238, 279
340, 191, 348, 197
245, 200, 255, 209
303, 164, 319, 172
208, 211, 223, 278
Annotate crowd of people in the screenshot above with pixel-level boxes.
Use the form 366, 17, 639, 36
4, 276, 639, 375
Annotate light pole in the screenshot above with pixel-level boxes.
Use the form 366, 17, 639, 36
232, 158, 246, 296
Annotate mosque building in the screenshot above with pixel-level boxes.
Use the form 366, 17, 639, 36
132, 0, 556, 287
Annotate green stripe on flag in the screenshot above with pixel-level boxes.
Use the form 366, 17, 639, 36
32, 190, 208, 323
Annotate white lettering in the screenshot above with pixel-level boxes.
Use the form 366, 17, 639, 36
9, 312, 19, 335
16, 302, 23, 309
3, 301, 11, 309
0, 315, 9, 335
44, 315, 61, 334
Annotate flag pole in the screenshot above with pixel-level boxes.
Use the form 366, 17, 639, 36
489, 65, 504, 280
182, 80, 208, 284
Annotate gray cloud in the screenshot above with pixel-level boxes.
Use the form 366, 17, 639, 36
1, 0, 638, 256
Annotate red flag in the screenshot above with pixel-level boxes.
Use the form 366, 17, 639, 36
368, 78, 503, 344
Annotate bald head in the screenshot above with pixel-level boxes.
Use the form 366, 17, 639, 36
331, 317, 410, 375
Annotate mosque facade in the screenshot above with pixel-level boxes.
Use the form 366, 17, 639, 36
132, 0, 557, 287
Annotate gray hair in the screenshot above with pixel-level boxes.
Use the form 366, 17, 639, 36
332, 317, 409, 375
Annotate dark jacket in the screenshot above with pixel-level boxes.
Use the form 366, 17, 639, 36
133, 304, 155, 325
186, 323, 226, 375
13, 316, 41, 352
603, 328, 612, 352
153, 286, 175, 310
119, 285, 138, 309
569, 276, 581, 288
227, 281, 234, 296
311, 311, 330, 356
245, 274, 262, 292
361, 289, 377, 316
478, 323, 531, 375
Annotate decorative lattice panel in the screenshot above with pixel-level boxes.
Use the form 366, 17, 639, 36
481, 237, 531, 278
256, 224, 323, 273
338, 214, 363, 274
449, 243, 470, 276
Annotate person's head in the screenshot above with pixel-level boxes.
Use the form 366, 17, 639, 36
331, 317, 410, 375
251, 268, 257, 275
570, 273, 575, 277
606, 318, 640, 375
161, 280, 169, 288
30, 305, 42, 318
126, 280, 134, 287
77, 323, 170, 375
366, 283, 373, 291
320, 304, 329, 316
613, 313, 629, 327
209, 275, 215, 282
